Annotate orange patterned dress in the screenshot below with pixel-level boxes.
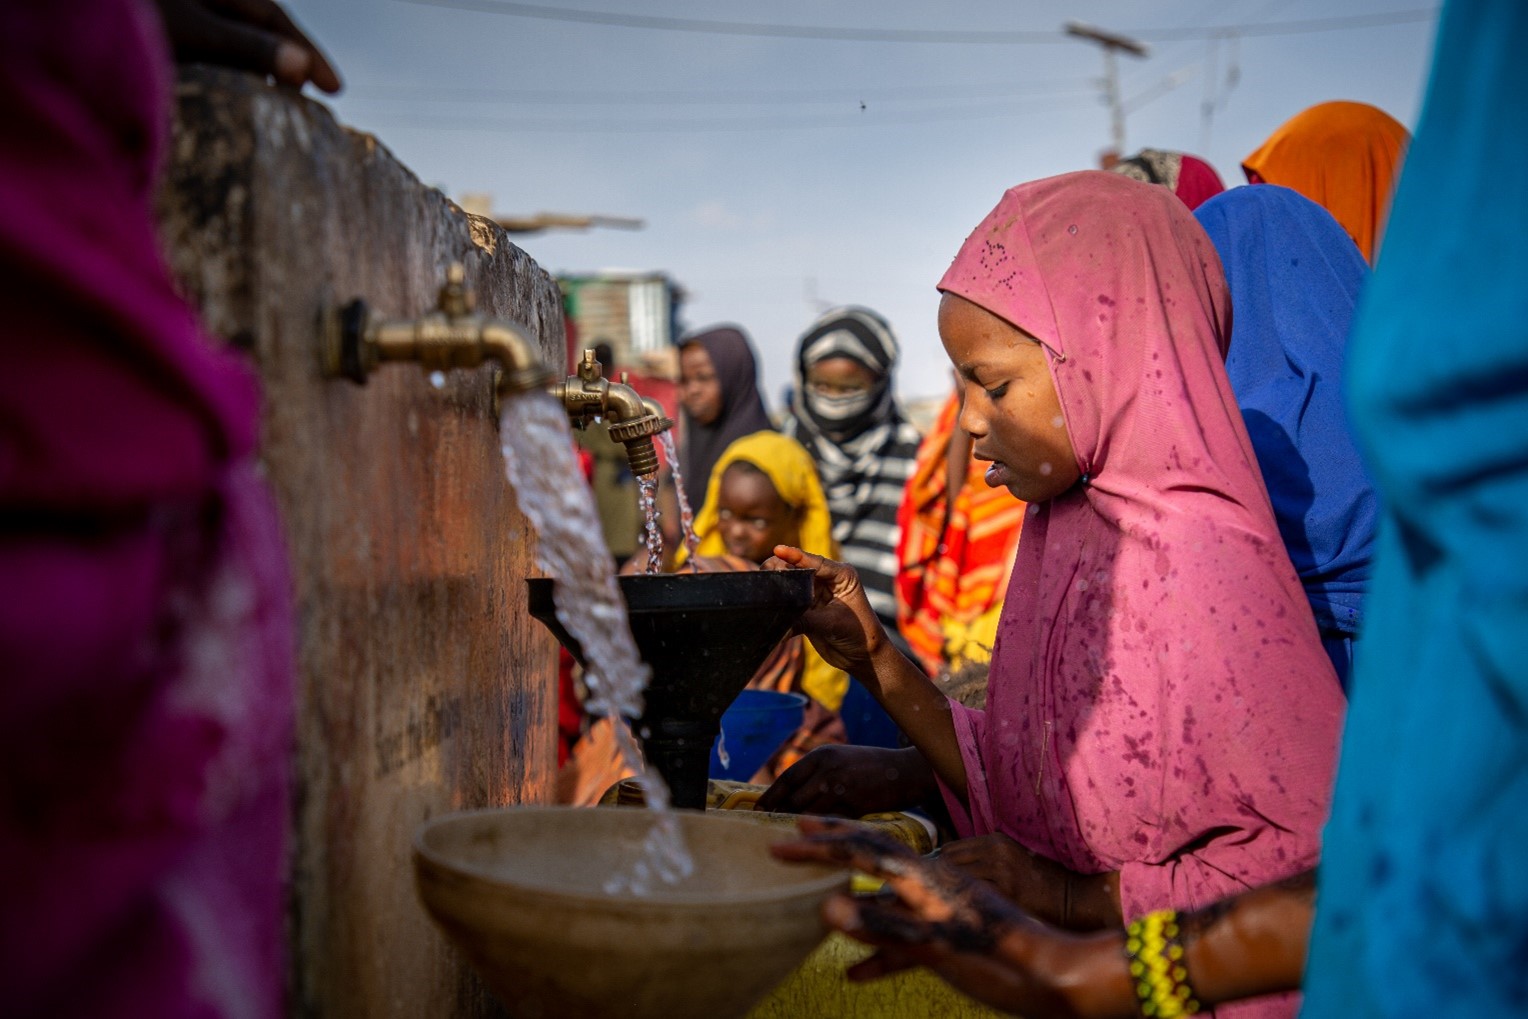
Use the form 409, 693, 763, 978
895, 391, 1027, 676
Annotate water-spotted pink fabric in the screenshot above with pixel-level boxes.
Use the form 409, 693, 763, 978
937, 171, 1344, 1018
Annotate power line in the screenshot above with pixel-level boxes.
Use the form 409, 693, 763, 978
1064, 23, 1150, 153
396, 0, 1060, 42
1122, 65, 1197, 116
354, 95, 1102, 134
1138, 7, 1436, 40
1122, 0, 1290, 92
346, 78, 1098, 107
395, 0, 1438, 45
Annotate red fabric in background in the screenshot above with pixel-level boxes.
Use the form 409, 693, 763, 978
1174, 154, 1227, 211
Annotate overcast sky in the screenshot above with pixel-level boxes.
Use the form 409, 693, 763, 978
286, 0, 1439, 407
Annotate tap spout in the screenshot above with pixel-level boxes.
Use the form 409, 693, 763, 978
550, 349, 674, 478
639, 396, 668, 422
327, 263, 556, 396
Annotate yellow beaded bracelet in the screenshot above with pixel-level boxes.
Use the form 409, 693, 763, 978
1124, 909, 1202, 1017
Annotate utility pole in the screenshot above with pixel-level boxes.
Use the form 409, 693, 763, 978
1064, 22, 1150, 158
492, 213, 645, 235
455, 194, 645, 235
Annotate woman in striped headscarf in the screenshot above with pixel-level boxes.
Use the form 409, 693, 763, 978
782, 307, 923, 746
782, 307, 923, 645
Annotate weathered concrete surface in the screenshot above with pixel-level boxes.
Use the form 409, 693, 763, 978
157, 67, 561, 1018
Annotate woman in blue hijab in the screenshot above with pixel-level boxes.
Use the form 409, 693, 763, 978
1195, 185, 1378, 688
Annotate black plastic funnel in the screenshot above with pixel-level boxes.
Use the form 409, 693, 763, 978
527, 569, 814, 810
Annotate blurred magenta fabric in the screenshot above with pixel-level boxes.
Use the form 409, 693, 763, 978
0, 3, 294, 1017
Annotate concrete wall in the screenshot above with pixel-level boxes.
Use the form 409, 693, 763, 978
158, 67, 561, 1018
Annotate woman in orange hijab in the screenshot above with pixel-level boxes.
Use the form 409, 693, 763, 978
1243, 100, 1410, 262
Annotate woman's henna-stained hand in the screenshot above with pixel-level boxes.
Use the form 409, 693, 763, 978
774, 818, 1030, 943
773, 818, 1135, 1018
775, 819, 1315, 1018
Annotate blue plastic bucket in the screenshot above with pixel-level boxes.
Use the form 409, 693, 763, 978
709, 690, 807, 781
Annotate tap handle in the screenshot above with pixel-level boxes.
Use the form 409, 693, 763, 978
577, 348, 606, 383
439, 263, 473, 317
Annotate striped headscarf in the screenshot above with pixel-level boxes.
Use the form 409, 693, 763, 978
782, 306, 922, 638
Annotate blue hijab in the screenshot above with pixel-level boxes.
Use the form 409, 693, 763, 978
1195, 185, 1377, 681
1303, 0, 1528, 1013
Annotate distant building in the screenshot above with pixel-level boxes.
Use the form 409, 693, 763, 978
558, 271, 687, 381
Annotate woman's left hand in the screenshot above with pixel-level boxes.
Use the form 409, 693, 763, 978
755, 745, 933, 817
763, 546, 887, 675
771, 818, 1127, 1018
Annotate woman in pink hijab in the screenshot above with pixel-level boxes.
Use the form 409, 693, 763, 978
762, 171, 1342, 1017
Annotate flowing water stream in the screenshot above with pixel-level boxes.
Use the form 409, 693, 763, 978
657, 432, 700, 565
637, 475, 663, 575
500, 394, 693, 893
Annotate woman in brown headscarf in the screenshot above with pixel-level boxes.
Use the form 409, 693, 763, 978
675, 325, 775, 513
1242, 100, 1410, 262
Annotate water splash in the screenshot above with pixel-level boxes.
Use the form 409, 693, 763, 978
638, 475, 664, 574
658, 432, 700, 565
499, 394, 692, 893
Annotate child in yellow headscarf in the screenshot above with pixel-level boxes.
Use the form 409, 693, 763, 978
559, 432, 844, 803
683, 431, 848, 714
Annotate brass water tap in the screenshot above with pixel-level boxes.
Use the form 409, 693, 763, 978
549, 350, 673, 478
325, 264, 556, 396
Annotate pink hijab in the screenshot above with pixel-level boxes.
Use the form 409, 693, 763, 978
937, 172, 1342, 983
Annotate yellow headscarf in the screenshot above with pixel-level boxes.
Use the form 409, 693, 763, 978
682, 431, 847, 709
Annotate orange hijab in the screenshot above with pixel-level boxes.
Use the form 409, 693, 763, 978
1242, 100, 1410, 262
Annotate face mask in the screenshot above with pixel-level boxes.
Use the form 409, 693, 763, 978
809, 388, 875, 422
